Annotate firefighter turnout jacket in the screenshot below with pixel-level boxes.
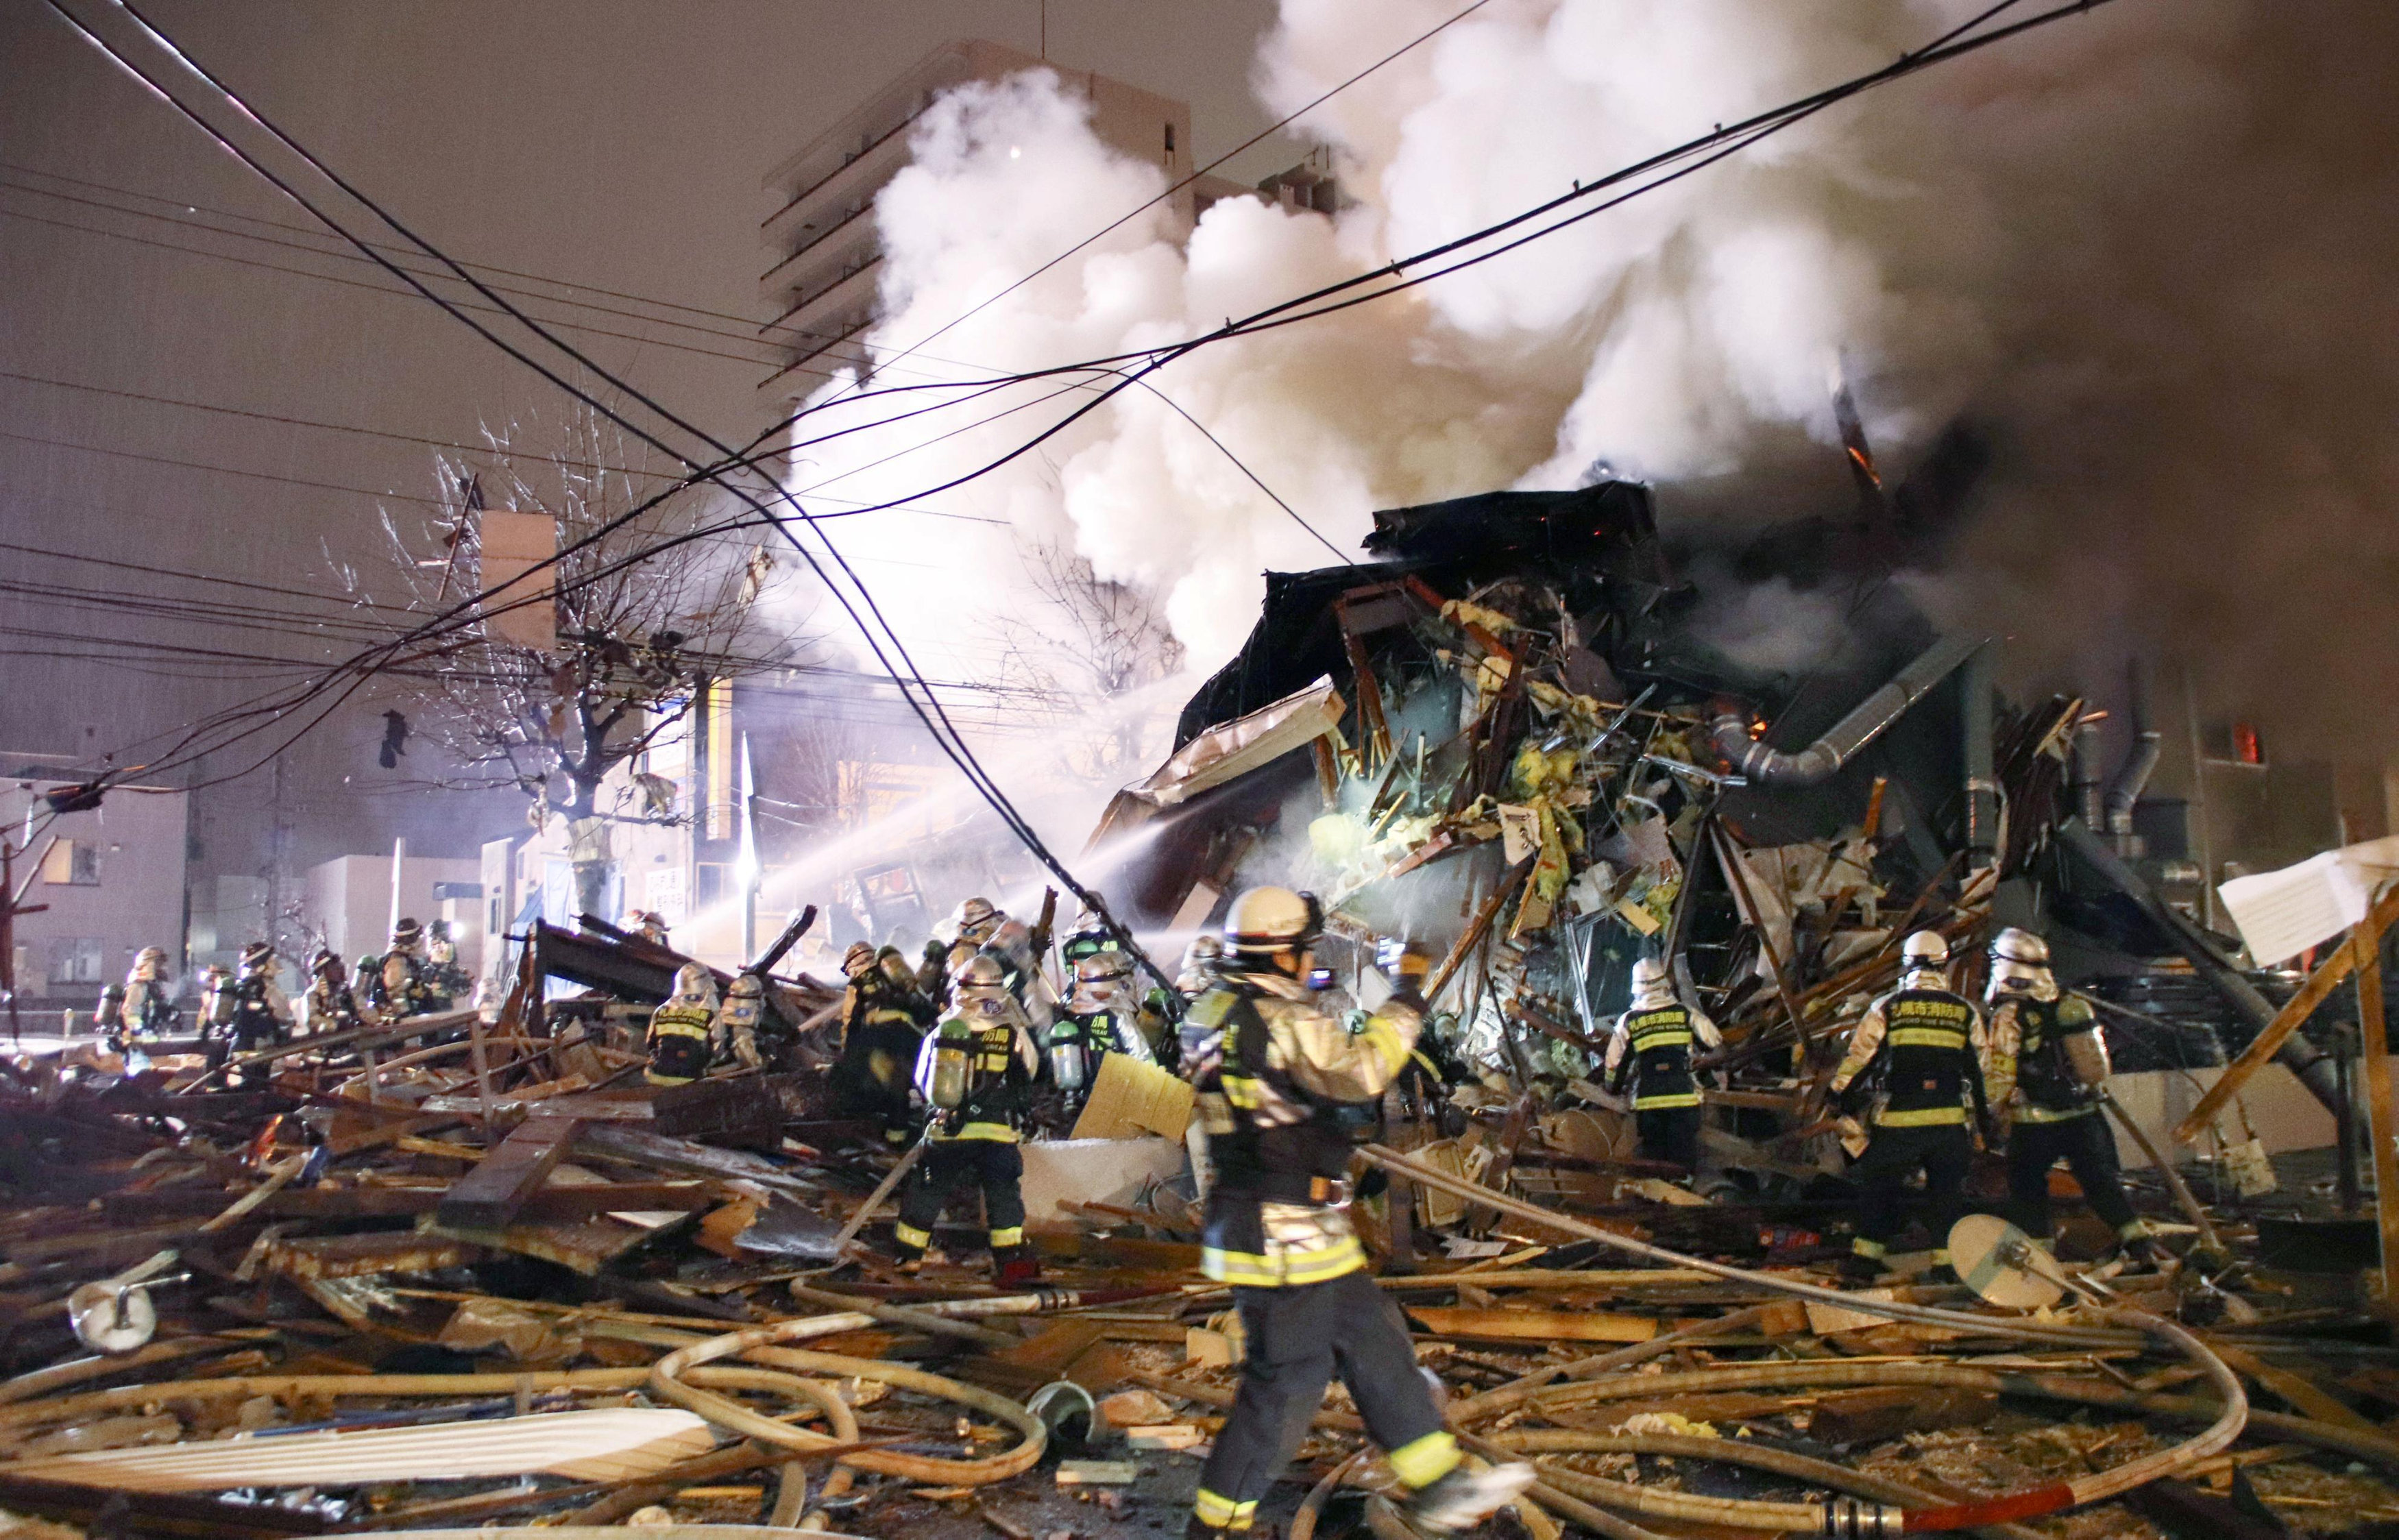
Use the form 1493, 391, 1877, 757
1603, 1000, 1722, 1110
645, 998, 716, 1086
913, 1002, 1039, 1143
1184, 970, 1426, 1288
1830, 982, 1990, 1128
1988, 991, 2107, 1124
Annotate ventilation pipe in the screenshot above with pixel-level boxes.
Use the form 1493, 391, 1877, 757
2106, 658, 2164, 855
1708, 634, 1986, 789
1962, 644, 1999, 872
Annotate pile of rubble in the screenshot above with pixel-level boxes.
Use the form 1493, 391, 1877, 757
9, 481, 2399, 1539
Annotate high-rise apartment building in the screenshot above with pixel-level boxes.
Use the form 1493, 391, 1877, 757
757, 40, 1196, 407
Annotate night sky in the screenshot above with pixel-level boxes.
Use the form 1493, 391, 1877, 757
0, 0, 1291, 871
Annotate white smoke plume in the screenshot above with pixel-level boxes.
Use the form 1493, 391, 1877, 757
788, 0, 2399, 751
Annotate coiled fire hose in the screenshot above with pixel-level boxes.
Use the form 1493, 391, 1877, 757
0, 1291, 1114, 1507
1360, 1143, 2246, 1536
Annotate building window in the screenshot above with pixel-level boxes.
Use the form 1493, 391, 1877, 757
41, 838, 101, 885
51, 937, 106, 985
1164, 122, 1176, 156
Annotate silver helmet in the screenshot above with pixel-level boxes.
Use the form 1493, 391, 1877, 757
954, 896, 1001, 945
1629, 955, 1674, 1010
668, 963, 718, 1012
1987, 927, 2056, 1001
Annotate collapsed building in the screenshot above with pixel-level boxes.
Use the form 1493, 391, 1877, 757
1093, 476, 2346, 1195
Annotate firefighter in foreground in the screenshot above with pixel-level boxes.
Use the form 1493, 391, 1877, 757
1831, 930, 1991, 1282
644, 964, 719, 1086
1984, 927, 2161, 1262
1182, 887, 1531, 1539
895, 953, 1040, 1282
1600, 955, 1722, 1173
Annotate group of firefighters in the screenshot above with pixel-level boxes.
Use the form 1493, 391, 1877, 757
93, 914, 474, 1073
756, 888, 2161, 1538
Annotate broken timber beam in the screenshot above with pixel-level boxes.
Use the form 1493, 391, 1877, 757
435, 1115, 585, 1232
2172, 880, 2399, 1143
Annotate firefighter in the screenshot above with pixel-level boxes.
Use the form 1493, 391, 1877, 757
1984, 928, 2160, 1262
644, 964, 718, 1086
837, 942, 932, 1148
894, 953, 1040, 1281
1182, 886, 1531, 1540
195, 962, 233, 1059
719, 970, 770, 1071
1043, 949, 1161, 1108
100, 945, 178, 1056
1176, 933, 1226, 1001
424, 920, 471, 1009
1601, 955, 1722, 1173
1059, 908, 1117, 972
1830, 931, 1992, 1283
921, 895, 1006, 997
372, 918, 437, 1023
223, 942, 295, 1069
622, 909, 672, 946
302, 949, 365, 1036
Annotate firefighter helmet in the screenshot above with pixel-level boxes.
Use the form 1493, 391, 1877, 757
391, 917, 425, 950
1223, 887, 1324, 958
952, 952, 1012, 1002
239, 942, 276, 973
669, 963, 718, 1010
727, 971, 764, 1002
842, 942, 875, 978
1629, 955, 1673, 1008
1902, 931, 1949, 968
955, 896, 1001, 944
1988, 927, 2054, 999
310, 948, 344, 979
1991, 927, 2049, 967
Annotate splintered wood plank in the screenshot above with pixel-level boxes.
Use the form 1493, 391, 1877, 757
435, 1116, 585, 1232
7, 1407, 716, 1491
1403, 1306, 1657, 1344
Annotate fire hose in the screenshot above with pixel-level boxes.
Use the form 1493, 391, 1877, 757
1360, 1143, 2246, 1535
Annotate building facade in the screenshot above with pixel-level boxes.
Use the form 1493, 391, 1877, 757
1, 762, 188, 1014
757, 39, 1195, 407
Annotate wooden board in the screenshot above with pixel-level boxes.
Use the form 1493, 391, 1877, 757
435, 1115, 584, 1232
1069, 1054, 1195, 1142
2173, 885, 2399, 1143
1403, 1306, 1657, 1344
7, 1407, 716, 1491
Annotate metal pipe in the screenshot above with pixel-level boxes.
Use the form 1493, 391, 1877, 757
1709, 635, 1986, 789
2056, 818, 2342, 1115
2106, 658, 2163, 842
1962, 644, 1999, 871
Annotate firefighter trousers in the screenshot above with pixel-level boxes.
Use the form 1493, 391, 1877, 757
1191, 1270, 1456, 1532
1852, 1123, 1973, 1263
2007, 1111, 2140, 1240
894, 1138, 1025, 1257
1635, 1107, 1702, 1172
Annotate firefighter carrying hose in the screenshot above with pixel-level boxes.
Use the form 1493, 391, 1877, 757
1831, 930, 1992, 1283
894, 952, 1041, 1282
644, 964, 719, 1086
1601, 955, 1722, 1173
1984, 927, 2162, 1264
1181, 886, 1532, 1539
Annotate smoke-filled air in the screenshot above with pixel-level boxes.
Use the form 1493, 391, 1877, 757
782, 0, 2399, 756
